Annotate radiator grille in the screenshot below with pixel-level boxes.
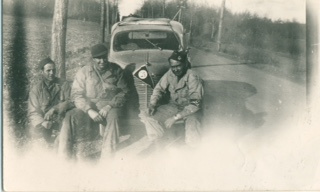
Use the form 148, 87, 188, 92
133, 75, 162, 112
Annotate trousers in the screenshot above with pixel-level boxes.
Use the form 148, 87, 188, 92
140, 103, 202, 148
57, 108, 120, 159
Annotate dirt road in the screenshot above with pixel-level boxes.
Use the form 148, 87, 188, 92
190, 48, 306, 132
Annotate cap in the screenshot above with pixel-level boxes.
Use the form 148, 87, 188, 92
168, 50, 187, 63
38, 57, 54, 70
91, 43, 108, 58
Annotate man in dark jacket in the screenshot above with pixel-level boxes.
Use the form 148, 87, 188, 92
28, 58, 73, 144
57, 43, 128, 159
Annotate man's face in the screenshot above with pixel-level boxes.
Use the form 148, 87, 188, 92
42, 63, 56, 82
93, 55, 108, 71
169, 59, 187, 77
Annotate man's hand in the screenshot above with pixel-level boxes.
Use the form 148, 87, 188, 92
88, 109, 103, 123
164, 117, 176, 129
41, 121, 52, 129
147, 105, 156, 116
44, 108, 55, 121
99, 105, 112, 118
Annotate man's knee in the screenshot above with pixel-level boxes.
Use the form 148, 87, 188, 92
106, 108, 121, 120
184, 114, 201, 133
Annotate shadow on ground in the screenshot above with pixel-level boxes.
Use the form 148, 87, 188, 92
202, 80, 267, 135
118, 80, 267, 156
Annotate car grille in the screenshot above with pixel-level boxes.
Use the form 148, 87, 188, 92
133, 75, 162, 112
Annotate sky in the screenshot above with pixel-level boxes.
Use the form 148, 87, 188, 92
199, 0, 306, 23
118, 0, 307, 23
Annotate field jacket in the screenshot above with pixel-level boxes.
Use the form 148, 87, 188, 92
71, 63, 128, 112
150, 69, 204, 118
28, 77, 73, 128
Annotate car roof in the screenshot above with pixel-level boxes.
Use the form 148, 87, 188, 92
111, 17, 184, 35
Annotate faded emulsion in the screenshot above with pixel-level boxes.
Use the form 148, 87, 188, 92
3, 1, 320, 191
6, 1, 30, 140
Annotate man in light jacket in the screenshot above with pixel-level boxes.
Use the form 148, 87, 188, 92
58, 43, 128, 159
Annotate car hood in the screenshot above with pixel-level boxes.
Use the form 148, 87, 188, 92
109, 50, 173, 76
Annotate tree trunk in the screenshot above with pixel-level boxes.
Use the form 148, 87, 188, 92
106, 0, 110, 36
217, 0, 226, 52
211, 18, 215, 40
51, 0, 69, 80
162, 0, 165, 17
100, 0, 106, 42
151, 0, 154, 18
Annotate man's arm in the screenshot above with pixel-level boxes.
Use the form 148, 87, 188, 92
28, 86, 45, 128
108, 67, 129, 108
176, 73, 204, 119
149, 73, 169, 107
71, 68, 92, 112
146, 73, 169, 116
164, 73, 203, 128
48, 81, 74, 116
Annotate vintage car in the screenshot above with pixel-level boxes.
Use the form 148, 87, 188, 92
108, 16, 190, 115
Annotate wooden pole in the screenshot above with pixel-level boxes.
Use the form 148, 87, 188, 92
211, 18, 215, 40
106, 0, 110, 35
189, 5, 193, 32
151, 0, 154, 18
217, 0, 225, 52
100, 0, 106, 42
163, 0, 165, 17
51, 0, 69, 80
115, 0, 118, 22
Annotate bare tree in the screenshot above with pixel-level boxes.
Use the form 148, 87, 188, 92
51, 0, 69, 79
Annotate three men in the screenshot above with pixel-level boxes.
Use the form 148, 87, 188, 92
141, 50, 204, 148
29, 46, 203, 158
28, 58, 73, 144
57, 43, 128, 158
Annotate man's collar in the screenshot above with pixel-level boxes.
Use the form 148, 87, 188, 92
42, 77, 58, 87
92, 62, 111, 74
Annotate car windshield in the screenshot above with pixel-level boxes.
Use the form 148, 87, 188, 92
113, 30, 180, 51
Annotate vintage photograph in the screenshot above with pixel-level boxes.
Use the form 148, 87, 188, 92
2, 0, 319, 191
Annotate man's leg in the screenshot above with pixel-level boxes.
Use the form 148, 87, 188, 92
184, 113, 202, 148
57, 108, 100, 159
101, 108, 121, 158
30, 126, 52, 143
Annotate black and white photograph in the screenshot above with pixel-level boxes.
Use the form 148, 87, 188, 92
2, 0, 320, 191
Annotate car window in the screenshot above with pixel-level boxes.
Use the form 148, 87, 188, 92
113, 30, 180, 51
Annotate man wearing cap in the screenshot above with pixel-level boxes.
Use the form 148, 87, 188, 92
141, 50, 204, 148
57, 43, 128, 159
28, 58, 73, 144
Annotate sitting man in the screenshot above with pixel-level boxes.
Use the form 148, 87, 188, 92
58, 43, 128, 159
28, 58, 73, 145
141, 50, 204, 148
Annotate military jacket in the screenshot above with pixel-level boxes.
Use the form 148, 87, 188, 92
71, 63, 128, 112
150, 69, 204, 118
28, 78, 72, 128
